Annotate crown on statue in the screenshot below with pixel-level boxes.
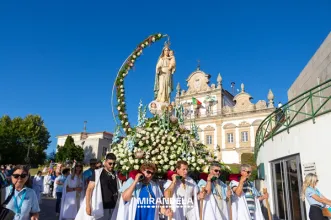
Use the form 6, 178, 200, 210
164, 38, 171, 48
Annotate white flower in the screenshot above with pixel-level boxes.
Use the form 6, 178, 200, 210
196, 167, 200, 171
131, 59, 135, 63
192, 151, 196, 156
157, 155, 162, 160
148, 146, 152, 150
125, 167, 129, 171
164, 157, 169, 162
145, 41, 149, 46
164, 165, 169, 170
165, 146, 169, 150
152, 37, 155, 42
152, 142, 157, 146
133, 55, 136, 59
154, 148, 159, 153
162, 136, 166, 140
167, 142, 172, 146
117, 99, 120, 102
117, 107, 121, 110
191, 157, 195, 162
125, 122, 129, 126
120, 161, 124, 165
159, 160, 164, 164
138, 141, 143, 146
134, 165, 139, 170
120, 85, 124, 88
160, 146, 164, 151
192, 163, 197, 167
121, 89, 124, 92
135, 159, 139, 163
141, 44, 145, 48
158, 34, 161, 37
122, 102, 125, 105
129, 63, 133, 67
123, 159, 128, 163
128, 128, 132, 132
120, 94, 124, 97
169, 161, 175, 165
136, 52, 140, 57
145, 140, 149, 145
152, 157, 156, 161
170, 166, 174, 171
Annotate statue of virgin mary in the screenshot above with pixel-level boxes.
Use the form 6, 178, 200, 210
154, 42, 176, 103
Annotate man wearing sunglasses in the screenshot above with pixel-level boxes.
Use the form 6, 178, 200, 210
198, 161, 231, 219
230, 164, 268, 220
75, 153, 122, 220
116, 162, 163, 220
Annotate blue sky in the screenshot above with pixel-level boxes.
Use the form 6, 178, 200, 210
0, 0, 330, 154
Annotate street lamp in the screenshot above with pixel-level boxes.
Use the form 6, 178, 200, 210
25, 143, 33, 166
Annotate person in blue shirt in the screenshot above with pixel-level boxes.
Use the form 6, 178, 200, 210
118, 162, 164, 220
302, 173, 331, 220
55, 168, 70, 216
5, 165, 40, 220
83, 158, 97, 189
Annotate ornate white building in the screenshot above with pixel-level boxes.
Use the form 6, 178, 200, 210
175, 66, 275, 164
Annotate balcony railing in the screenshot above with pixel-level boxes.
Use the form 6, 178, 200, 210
254, 78, 331, 160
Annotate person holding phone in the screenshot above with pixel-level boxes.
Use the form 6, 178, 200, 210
116, 162, 163, 220
198, 161, 231, 219
163, 160, 199, 220
230, 164, 267, 220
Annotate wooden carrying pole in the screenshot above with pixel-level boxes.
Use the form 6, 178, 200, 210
166, 189, 173, 220
227, 185, 232, 220
200, 187, 205, 220
263, 188, 272, 220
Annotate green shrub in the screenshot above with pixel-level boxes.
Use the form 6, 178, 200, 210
241, 153, 256, 166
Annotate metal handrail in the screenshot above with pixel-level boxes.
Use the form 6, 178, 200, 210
254, 78, 331, 160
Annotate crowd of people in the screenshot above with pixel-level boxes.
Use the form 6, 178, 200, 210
1, 155, 330, 220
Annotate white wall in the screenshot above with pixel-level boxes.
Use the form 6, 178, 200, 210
257, 112, 331, 219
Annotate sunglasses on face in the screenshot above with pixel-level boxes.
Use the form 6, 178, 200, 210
243, 170, 252, 174
145, 170, 154, 175
108, 162, 115, 166
12, 174, 28, 179
213, 169, 221, 173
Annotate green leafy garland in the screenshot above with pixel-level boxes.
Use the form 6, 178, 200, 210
115, 33, 165, 135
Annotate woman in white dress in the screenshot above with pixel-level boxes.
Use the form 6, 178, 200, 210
43, 171, 51, 196
60, 162, 84, 220
32, 171, 44, 204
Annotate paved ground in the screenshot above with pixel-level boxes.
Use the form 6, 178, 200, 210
39, 196, 58, 220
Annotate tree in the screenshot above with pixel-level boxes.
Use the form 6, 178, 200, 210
56, 136, 84, 162
0, 115, 51, 165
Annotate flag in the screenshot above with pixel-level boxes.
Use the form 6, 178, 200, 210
192, 97, 202, 105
